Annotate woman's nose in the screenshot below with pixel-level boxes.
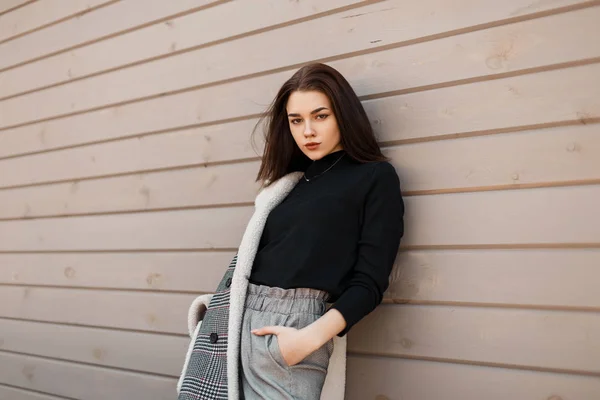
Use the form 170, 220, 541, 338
303, 123, 315, 136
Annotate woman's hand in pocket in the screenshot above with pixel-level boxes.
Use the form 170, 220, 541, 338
252, 325, 319, 367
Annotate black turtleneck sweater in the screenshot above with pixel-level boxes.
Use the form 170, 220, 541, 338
249, 149, 404, 336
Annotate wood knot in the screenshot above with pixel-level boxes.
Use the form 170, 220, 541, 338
146, 314, 158, 326
64, 267, 76, 279
22, 365, 35, 381
139, 186, 151, 206
400, 338, 413, 349
576, 111, 592, 125
93, 347, 107, 361
146, 273, 162, 287
566, 142, 579, 152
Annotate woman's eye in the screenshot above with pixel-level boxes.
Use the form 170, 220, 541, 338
316, 114, 328, 120
291, 119, 301, 124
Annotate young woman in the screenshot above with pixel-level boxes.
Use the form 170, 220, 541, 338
178, 62, 404, 400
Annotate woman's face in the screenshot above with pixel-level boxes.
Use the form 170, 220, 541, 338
286, 90, 343, 161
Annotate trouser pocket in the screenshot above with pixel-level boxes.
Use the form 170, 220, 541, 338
287, 312, 332, 374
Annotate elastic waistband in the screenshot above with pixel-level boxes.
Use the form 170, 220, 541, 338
245, 282, 331, 315
247, 282, 331, 301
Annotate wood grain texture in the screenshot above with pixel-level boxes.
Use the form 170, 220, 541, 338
348, 304, 600, 373
0, 0, 111, 44
0, 352, 176, 400
0, 252, 234, 292
0, 206, 253, 251
2, 5, 599, 157
0, 0, 592, 129
0, 319, 188, 375
0, 157, 261, 219
2, 1, 599, 397
0, 0, 366, 98
1, 184, 598, 251
2, 249, 599, 310
0, 385, 65, 400
2, 291, 599, 373
346, 355, 600, 399
2, 38, 599, 163
0, 0, 220, 71
0, 122, 598, 211
0, 286, 194, 334
0, 119, 263, 188
402, 184, 600, 247
0, 0, 32, 15
386, 249, 600, 309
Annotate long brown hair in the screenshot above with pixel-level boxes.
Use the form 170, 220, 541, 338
252, 62, 387, 187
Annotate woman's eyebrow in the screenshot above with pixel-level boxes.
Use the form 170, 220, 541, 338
287, 107, 329, 117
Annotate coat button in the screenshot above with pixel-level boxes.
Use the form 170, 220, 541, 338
226, 277, 232, 288
210, 332, 218, 344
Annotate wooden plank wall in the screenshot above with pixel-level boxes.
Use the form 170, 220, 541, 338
1, 0, 599, 398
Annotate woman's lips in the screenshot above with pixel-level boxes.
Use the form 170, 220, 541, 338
306, 143, 320, 150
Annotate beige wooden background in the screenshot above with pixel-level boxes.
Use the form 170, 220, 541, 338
1, 0, 599, 399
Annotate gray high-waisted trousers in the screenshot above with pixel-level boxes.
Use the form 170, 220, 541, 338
240, 282, 334, 400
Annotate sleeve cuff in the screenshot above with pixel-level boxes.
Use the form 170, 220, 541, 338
330, 286, 376, 337
187, 294, 213, 337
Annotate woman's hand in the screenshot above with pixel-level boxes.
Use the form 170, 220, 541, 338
251, 326, 319, 367
252, 309, 346, 367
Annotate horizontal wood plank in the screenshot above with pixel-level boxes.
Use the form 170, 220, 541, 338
0, 352, 176, 400
389, 123, 600, 194
0, 0, 591, 127
346, 355, 600, 399
0, 319, 187, 375
0, 206, 253, 251
387, 249, 600, 309
0, 252, 234, 292
1, 120, 598, 199
0, 0, 220, 71
0, 0, 365, 98
0, 157, 261, 219
0, 286, 194, 334
2, 8, 599, 157
0, 119, 264, 188
2, 290, 599, 373
3, 355, 600, 400
8, 2, 597, 100
0, 0, 110, 44
0, 0, 31, 15
0, 385, 65, 400
1, 184, 598, 250
367, 63, 600, 144
2, 249, 599, 311
349, 304, 600, 373
402, 184, 600, 247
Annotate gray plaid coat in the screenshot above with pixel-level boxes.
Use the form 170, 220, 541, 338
177, 172, 347, 400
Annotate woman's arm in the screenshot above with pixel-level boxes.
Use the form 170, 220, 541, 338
302, 307, 347, 348
329, 161, 404, 336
